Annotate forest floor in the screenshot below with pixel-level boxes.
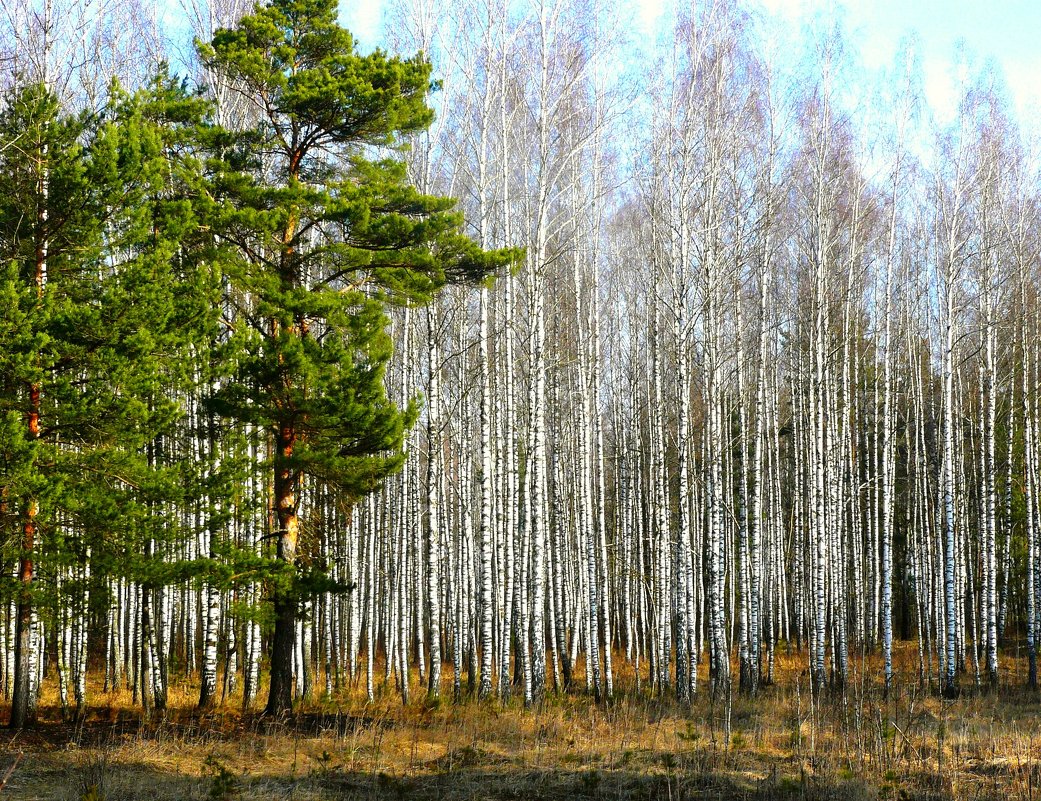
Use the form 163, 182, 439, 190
5, 644, 1041, 800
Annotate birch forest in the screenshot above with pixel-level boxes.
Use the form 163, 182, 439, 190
4, 0, 1041, 761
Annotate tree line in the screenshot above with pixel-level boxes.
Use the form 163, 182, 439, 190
1, 0, 1040, 727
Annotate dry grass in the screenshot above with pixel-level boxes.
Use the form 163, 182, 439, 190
4, 643, 1041, 800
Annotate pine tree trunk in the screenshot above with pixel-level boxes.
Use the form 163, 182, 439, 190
265, 423, 300, 716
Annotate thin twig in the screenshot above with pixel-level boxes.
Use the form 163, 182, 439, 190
0, 752, 22, 795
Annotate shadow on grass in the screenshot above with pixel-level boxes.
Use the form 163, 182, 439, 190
0, 707, 999, 801
0, 750, 963, 801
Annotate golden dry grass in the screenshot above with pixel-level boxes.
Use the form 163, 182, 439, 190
4, 642, 1041, 800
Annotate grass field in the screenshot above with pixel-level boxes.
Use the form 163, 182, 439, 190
4, 643, 1041, 800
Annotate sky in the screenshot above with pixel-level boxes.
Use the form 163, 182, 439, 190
341, 0, 1041, 129
757, 0, 1041, 124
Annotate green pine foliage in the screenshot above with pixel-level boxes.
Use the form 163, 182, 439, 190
198, 0, 517, 715
200, 0, 514, 498
0, 74, 224, 720
0, 0, 516, 724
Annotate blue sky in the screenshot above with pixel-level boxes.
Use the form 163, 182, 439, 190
341, 0, 1041, 128
758, 0, 1041, 123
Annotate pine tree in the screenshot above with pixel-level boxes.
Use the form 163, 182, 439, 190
0, 73, 221, 726
0, 84, 96, 728
198, 0, 515, 717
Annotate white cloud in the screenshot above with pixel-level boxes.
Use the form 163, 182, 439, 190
633, 0, 666, 36
755, 0, 833, 21
755, 0, 803, 16
341, 0, 385, 49
1003, 60, 1041, 129
921, 56, 959, 126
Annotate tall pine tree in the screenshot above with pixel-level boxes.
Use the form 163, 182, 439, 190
199, 0, 516, 716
